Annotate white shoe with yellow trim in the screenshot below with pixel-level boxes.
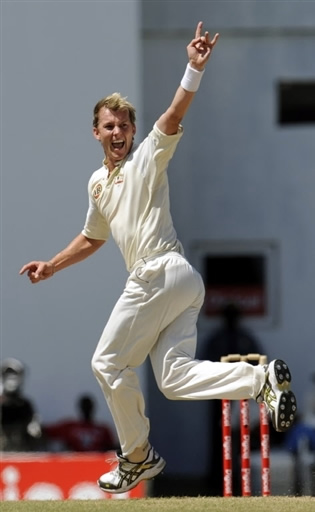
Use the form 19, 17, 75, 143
260, 359, 297, 432
98, 446, 166, 494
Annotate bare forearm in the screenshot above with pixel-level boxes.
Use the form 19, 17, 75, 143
50, 233, 105, 273
20, 233, 105, 284
157, 86, 195, 135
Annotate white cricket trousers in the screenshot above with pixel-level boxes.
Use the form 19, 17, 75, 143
91, 251, 266, 456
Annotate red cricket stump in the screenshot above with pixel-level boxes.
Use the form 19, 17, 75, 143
240, 399, 251, 496
259, 401, 271, 496
222, 399, 233, 497
221, 353, 271, 497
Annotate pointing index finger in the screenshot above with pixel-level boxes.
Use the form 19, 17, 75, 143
19, 264, 30, 275
19, 261, 37, 275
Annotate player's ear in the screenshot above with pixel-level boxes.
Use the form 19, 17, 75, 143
132, 124, 136, 136
93, 127, 101, 141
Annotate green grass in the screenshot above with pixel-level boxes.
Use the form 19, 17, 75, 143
0, 497, 314, 512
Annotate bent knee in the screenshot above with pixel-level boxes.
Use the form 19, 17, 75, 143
162, 388, 178, 400
158, 378, 180, 401
91, 352, 125, 392
91, 352, 104, 379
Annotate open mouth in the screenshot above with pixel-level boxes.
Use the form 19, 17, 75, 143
112, 141, 125, 150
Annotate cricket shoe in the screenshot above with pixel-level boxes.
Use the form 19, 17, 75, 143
98, 446, 166, 494
258, 359, 297, 432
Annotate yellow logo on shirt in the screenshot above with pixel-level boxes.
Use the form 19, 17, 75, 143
93, 183, 103, 199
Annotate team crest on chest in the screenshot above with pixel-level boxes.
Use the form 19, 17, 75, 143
93, 183, 103, 199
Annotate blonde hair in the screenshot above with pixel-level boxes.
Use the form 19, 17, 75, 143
93, 92, 136, 128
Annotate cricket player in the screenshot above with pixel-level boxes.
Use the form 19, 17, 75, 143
20, 22, 297, 493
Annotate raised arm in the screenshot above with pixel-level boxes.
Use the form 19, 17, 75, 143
19, 233, 105, 284
156, 21, 219, 135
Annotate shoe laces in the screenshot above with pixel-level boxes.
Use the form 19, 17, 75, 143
104, 456, 126, 479
106, 454, 119, 465
106, 446, 153, 473
105, 453, 124, 475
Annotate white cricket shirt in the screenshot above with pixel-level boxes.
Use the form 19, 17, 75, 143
82, 123, 184, 272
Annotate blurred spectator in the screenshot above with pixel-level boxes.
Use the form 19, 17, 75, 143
0, 357, 42, 451
43, 394, 116, 452
198, 303, 265, 496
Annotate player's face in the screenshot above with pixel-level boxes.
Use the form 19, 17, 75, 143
93, 107, 136, 168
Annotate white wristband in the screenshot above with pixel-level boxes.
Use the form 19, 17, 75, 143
180, 63, 205, 92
